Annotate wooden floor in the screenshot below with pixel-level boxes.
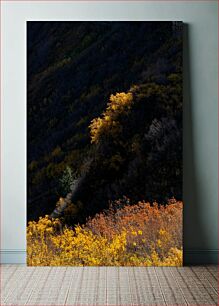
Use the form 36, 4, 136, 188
1, 265, 218, 305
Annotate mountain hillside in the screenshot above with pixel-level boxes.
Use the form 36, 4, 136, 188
27, 21, 182, 223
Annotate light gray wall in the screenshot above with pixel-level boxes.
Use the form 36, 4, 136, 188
1, 1, 218, 264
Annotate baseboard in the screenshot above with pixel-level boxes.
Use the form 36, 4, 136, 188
1, 250, 26, 264
1, 249, 218, 265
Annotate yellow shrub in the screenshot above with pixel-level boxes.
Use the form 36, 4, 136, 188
27, 217, 127, 266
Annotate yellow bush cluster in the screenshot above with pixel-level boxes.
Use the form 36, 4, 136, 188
27, 200, 182, 266
27, 217, 127, 266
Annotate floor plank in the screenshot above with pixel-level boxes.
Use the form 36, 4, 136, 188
1, 265, 218, 305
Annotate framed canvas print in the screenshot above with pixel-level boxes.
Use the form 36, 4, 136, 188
27, 21, 183, 266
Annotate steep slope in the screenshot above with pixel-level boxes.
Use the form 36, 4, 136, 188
27, 21, 182, 222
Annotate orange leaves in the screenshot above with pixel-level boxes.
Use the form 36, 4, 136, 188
86, 199, 183, 265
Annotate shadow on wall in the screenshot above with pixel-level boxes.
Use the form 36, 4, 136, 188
183, 24, 215, 265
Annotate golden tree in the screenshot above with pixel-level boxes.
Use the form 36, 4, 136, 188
89, 92, 133, 144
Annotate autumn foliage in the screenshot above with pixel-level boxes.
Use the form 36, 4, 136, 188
89, 92, 133, 144
27, 199, 182, 266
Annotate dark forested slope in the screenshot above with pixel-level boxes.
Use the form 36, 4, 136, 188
27, 21, 182, 222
